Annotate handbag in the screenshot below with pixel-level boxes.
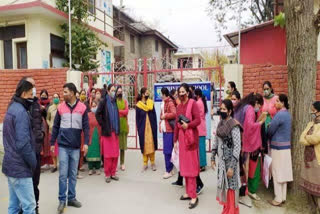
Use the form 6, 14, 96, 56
178, 114, 190, 124
168, 119, 175, 129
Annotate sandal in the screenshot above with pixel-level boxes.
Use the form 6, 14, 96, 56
268, 200, 282, 207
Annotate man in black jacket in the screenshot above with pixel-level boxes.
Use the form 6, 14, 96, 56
26, 77, 44, 214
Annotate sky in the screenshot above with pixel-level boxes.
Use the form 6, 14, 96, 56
113, 0, 240, 52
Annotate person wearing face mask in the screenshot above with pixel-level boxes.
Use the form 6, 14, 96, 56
87, 88, 96, 108
299, 101, 320, 211
226, 81, 238, 100
50, 83, 89, 213
212, 99, 242, 214
173, 83, 201, 209
87, 101, 102, 176
266, 94, 293, 207
95, 89, 102, 104
159, 87, 176, 179
234, 93, 266, 205
231, 91, 241, 108
39, 89, 50, 118
136, 87, 158, 172
116, 86, 129, 171
170, 88, 180, 106
3, 78, 37, 214
95, 84, 120, 183
194, 88, 208, 172
46, 93, 61, 173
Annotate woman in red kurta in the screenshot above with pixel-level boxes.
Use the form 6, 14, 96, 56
174, 83, 201, 209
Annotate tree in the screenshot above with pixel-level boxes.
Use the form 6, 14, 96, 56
202, 50, 229, 85
207, 0, 274, 39
56, 0, 106, 71
285, 0, 320, 211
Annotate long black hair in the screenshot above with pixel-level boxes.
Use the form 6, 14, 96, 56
278, 94, 290, 109
194, 88, 208, 114
161, 87, 175, 101
313, 101, 320, 112
137, 87, 148, 102
228, 81, 237, 92
235, 92, 264, 111
222, 99, 234, 117
107, 84, 114, 92
263, 81, 274, 94
178, 83, 192, 98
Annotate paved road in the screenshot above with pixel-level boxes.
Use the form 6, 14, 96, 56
0, 150, 294, 214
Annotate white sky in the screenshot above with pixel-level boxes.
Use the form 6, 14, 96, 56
113, 0, 240, 50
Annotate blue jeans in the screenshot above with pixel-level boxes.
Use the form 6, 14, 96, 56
58, 146, 80, 203
7, 177, 36, 214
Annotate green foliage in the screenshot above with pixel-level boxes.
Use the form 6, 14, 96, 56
274, 12, 285, 28
207, 0, 274, 40
56, 0, 89, 23
56, 0, 107, 71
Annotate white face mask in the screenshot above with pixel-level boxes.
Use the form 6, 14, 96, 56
91, 107, 97, 113
32, 88, 36, 97
254, 107, 260, 113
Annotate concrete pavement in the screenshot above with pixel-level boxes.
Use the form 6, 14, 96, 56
0, 150, 295, 214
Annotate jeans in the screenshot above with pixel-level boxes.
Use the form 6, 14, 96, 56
33, 153, 41, 210
7, 177, 36, 214
58, 147, 80, 203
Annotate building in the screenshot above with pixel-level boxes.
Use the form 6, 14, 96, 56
0, 0, 124, 70
113, 6, 178, 71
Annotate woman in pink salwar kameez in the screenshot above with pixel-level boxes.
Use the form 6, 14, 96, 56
174, 83, 201, 209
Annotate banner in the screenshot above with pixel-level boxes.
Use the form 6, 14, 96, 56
154, 82, 211, 139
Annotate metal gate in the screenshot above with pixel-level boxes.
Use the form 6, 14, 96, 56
81, 57, 222, 151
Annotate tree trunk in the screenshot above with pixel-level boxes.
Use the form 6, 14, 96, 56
285, 0, 318, 197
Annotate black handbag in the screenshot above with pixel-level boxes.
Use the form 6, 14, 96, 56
178, 114, 190, 124
168, 119, 175, 129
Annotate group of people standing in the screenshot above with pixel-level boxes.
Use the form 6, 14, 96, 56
2, 77, 320, 214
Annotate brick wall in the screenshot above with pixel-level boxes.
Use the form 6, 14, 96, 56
243, 64, 320, 101
0, 68, 68, 122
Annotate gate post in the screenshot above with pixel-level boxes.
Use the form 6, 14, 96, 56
143, 57, 148, 87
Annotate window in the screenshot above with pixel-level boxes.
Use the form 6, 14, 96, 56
16, 42, 27, 69
4, 40, 13, 69
198, 59, 203, 68
50, 34, 66, 68
130, 34, 135, 53
178, 57, 193, 69
88, 0, 95, 14
155, 40, 159, 52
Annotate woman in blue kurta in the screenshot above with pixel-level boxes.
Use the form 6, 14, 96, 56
136, 87, 158, 171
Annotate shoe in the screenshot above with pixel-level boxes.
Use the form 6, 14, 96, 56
239, 195, 253, 208
200, 167, 206, 172
88, 170, 93, 175
111, 175, 119, 181
57, 202, 66, 214
163, 172, 173, 179
171, 181, 183, 187
67, 199, 82, 208
141, 165, 148, 172
248, 192, 261, 201
77, 174, 84, 179
105, 177, 111, 183
79, 166, 85, 172
96, 170, 101, 175
268, 200, 282, 207
180, 195, 191, 200
151, 164, 157, 171
51, 167, 58, 173
196, 185, 204, 195
120, 165, 125, 171
189, 198, 199, 209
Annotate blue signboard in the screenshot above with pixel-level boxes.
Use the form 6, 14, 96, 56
154, 82, 211, 139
